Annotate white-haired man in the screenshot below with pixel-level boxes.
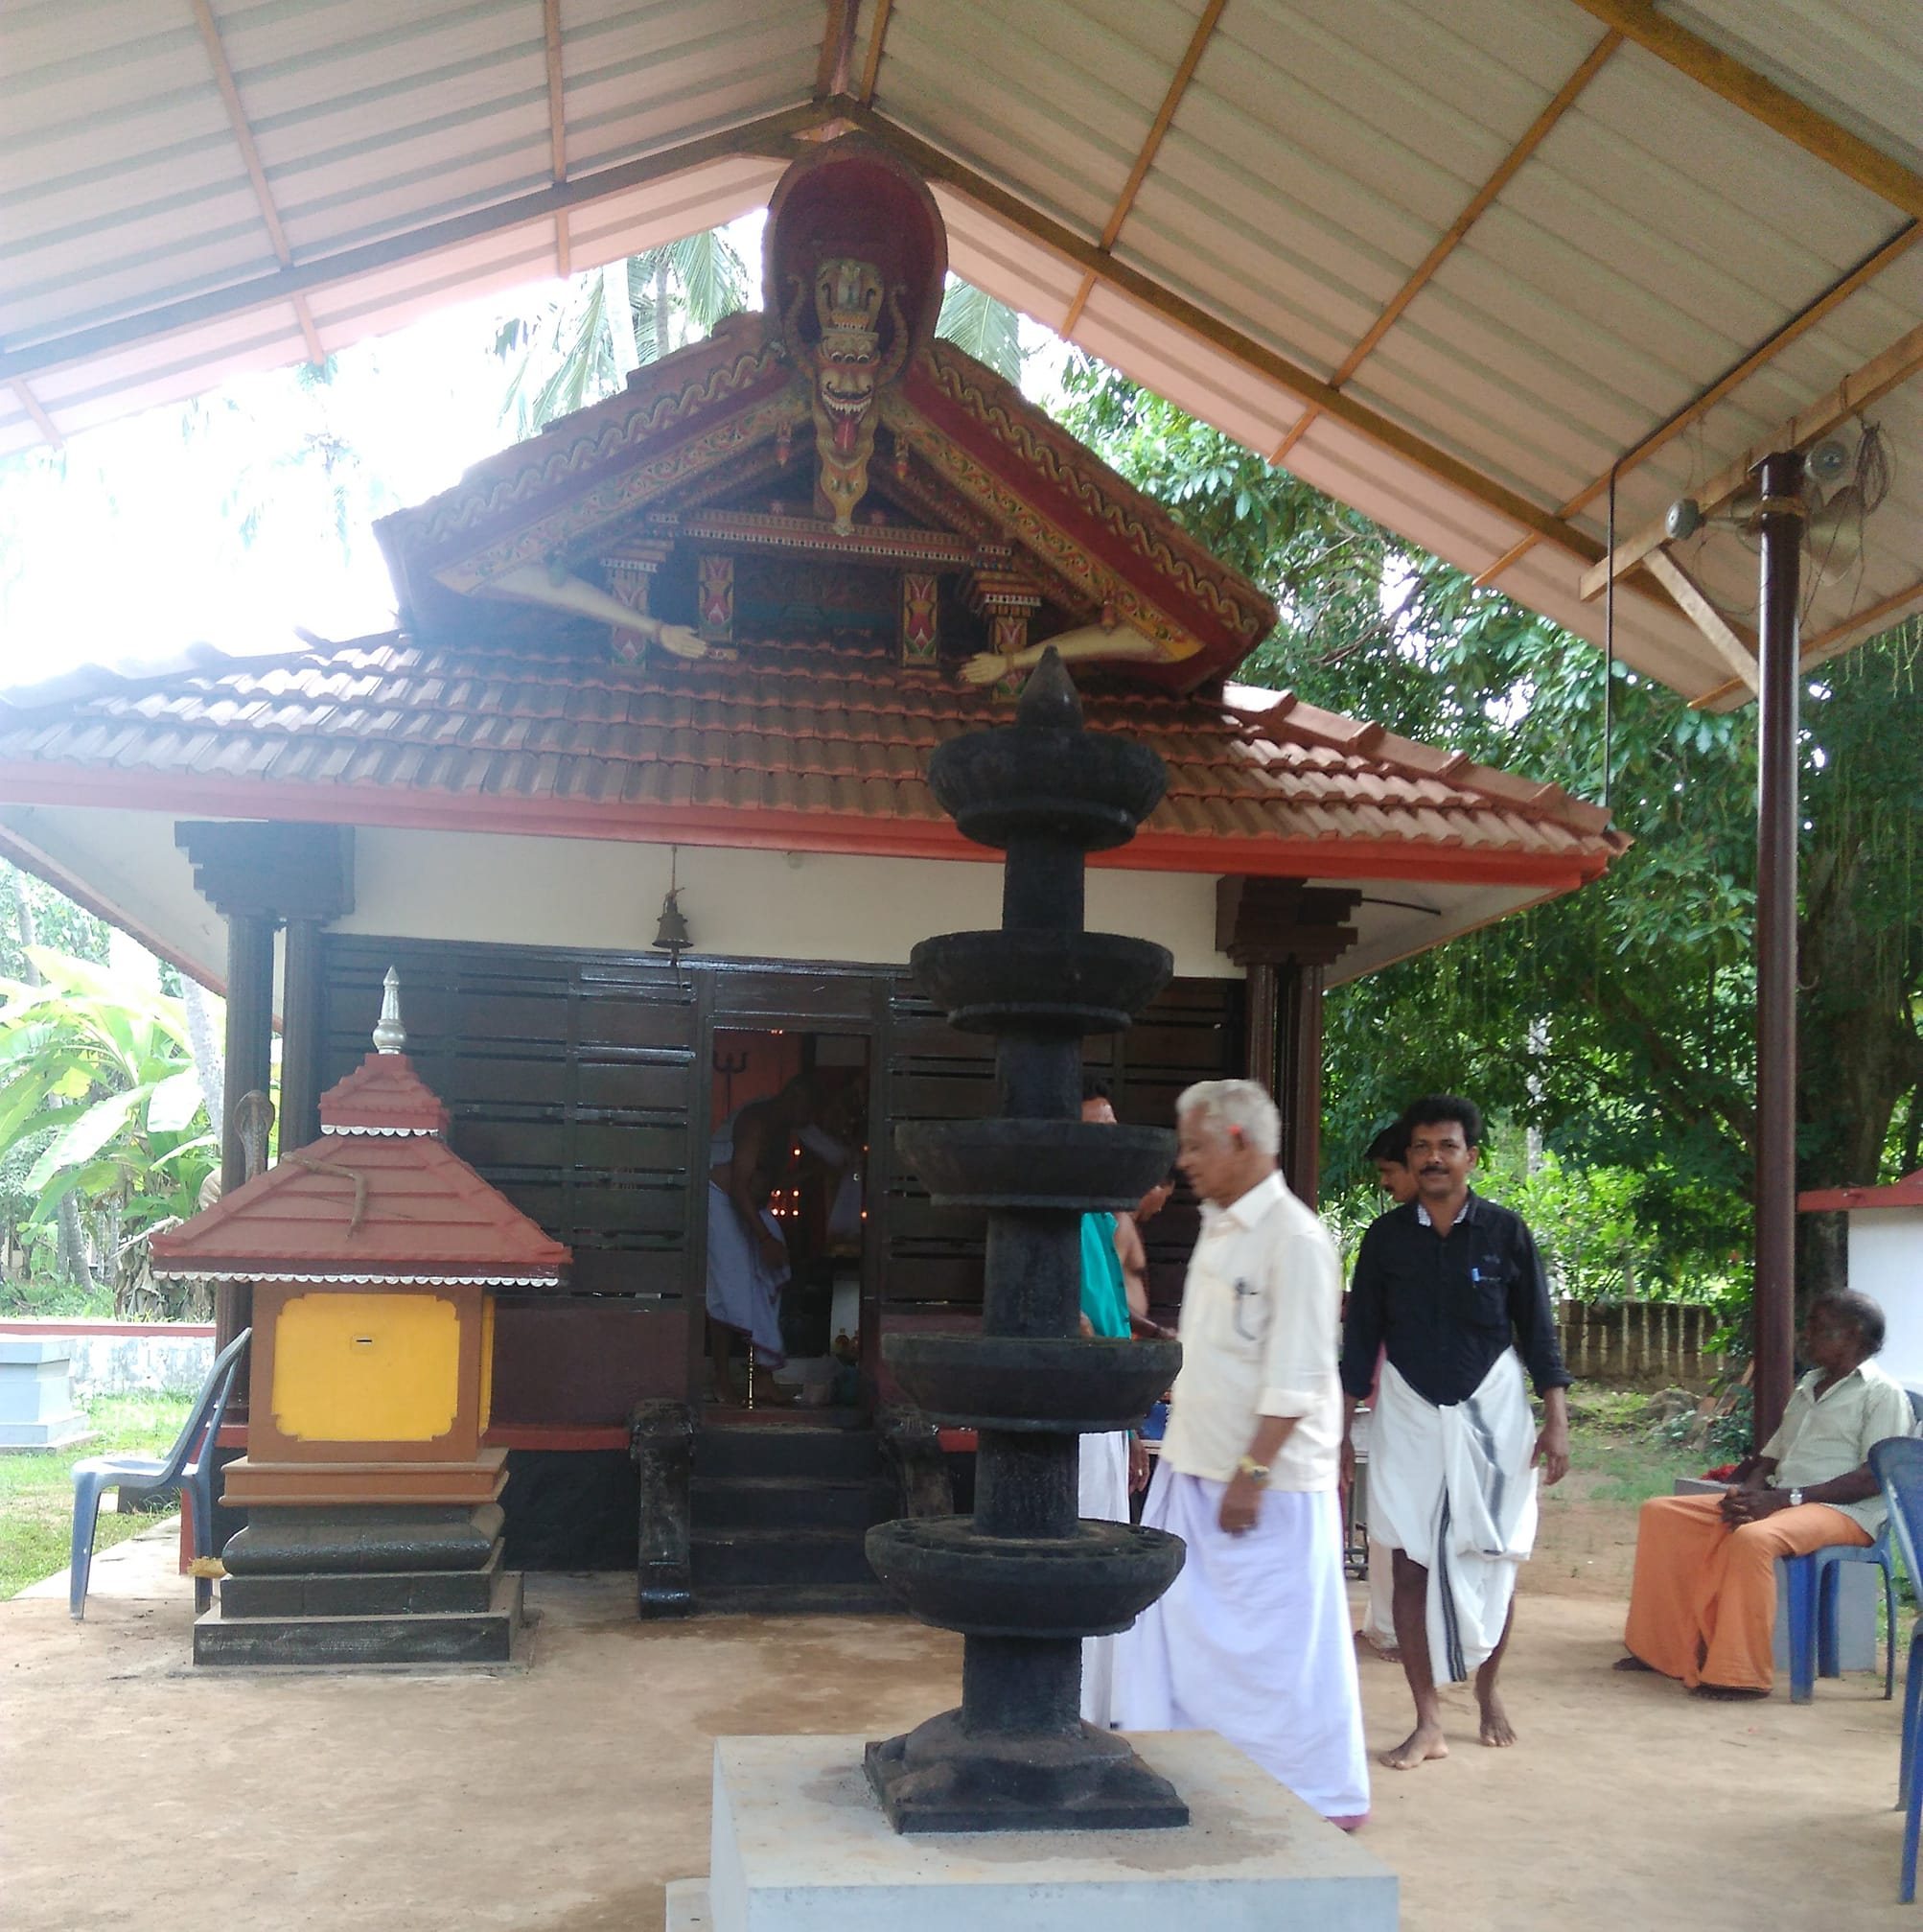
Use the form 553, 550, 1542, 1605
1112, 1079, 1369, 1827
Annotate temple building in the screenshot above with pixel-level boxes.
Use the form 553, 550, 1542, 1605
0, 139, 1624, 1594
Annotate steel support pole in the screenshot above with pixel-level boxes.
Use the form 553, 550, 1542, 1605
1752, 449, 1804, 1447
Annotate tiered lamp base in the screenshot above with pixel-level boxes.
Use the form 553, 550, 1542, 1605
195, 1500, 525, 1668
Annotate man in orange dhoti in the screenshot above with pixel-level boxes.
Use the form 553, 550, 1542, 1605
1618, 1290, 1913, 1698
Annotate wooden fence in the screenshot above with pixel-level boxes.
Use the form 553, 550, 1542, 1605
1556, 1299, 1729, 1387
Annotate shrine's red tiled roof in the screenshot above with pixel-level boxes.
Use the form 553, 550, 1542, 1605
148, 1129, 570, 1284
0, 635, 1626, 885
319, 1052, 452, 1136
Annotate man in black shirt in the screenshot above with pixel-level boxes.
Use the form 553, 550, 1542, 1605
1340, 1095, 1571, 1772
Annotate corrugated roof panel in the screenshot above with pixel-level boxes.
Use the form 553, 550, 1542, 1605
1670, 0, 1923, 179
934, 188, 1086, 328
881, 0, 1206, 239
560, 0, 822, 172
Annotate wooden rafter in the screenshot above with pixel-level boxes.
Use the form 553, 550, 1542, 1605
544, 0, 570, 278
1690, 577, 1923, 711
843, 103, 1665, 595
0, 102, 836, 385
857, 0, 893, 105
1270, 28, 1621, 464
9, 378, 62, 448
1640, 547, 1756, 689
1581, 316, 1923, 600
189, 0, 326, 365
816, 0, 860, 101
1060, 0, 1228, 337
1476, 220, 1921, 588
1566, 1, 1923, 221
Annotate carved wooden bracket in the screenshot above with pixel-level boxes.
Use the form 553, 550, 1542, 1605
1216, 875, 1360, 968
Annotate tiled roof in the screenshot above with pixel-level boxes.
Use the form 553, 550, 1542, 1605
319, 1052, 452, 1136
148, 1129, 571, 1283
0, 635, 1626, 882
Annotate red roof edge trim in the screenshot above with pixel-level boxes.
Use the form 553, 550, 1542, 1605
1797, 1169, 1923, 1212
0, 763, 1618, 889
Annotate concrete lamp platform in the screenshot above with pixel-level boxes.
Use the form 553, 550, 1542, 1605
666, 1732, 1396, 1932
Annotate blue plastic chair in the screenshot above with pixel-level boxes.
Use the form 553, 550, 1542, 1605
1868, 1436, 1923, 1903
68, 1327, 250, 1620
1784, 1521, 1898, 1704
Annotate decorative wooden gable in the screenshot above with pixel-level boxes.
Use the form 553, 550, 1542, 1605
376, 138, 1275, 697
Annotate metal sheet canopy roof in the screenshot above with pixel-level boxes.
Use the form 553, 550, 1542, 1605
5, 0, 1921, 709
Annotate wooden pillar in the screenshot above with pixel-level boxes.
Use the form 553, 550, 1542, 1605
176, 824, 355, 1396
1281, 962, 1326, 1204
1243, 961, 1280, 1093
1753, 449, 1804, 1447
1216, 878, 1358, 1206
216, 911, 276, 1367
279, 917, 329, 1152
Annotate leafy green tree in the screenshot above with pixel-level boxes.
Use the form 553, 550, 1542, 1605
1053, 356, 1923, 1306
937, 278, 1025, 384
0, 946, 218, 1316
495, 232, 753, 435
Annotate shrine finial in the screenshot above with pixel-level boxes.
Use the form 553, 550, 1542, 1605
372, 967, 407, 1055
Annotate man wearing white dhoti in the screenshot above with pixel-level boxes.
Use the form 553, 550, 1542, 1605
1113, 1080, 1370, 1827
1340, 1094, 1570, 1771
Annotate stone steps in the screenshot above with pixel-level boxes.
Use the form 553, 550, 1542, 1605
197, 1569, 524, 1668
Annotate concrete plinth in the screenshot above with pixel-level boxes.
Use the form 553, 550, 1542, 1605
671, 1732, 1396, 1932
0, 1336, 89, 1449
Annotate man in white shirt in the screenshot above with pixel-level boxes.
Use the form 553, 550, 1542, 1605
1112, 1079, 1370, 1827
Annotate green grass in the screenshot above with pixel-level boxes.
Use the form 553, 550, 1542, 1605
0, 1393, 192, 1600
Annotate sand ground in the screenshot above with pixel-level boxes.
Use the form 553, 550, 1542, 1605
2, 1492, 1914, 1932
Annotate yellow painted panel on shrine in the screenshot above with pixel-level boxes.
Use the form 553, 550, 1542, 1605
272, 1292, 460, 1444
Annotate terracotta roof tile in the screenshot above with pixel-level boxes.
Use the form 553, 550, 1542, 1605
0, 635, 1629, 874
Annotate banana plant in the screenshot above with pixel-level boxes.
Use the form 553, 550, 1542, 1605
0, 947, 220, 1312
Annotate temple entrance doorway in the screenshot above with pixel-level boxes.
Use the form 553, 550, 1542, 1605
703, 1025, 871, 1420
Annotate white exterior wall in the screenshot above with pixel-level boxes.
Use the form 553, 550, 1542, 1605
1850, 1210, 1923, 1395
337, 827, 1238, 979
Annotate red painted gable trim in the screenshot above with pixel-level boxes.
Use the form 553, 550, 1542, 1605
0, 762, 1609, 893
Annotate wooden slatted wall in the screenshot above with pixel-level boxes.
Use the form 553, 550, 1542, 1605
320, 936, 702, 1424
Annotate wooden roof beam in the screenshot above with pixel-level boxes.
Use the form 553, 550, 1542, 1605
857, 0, 893, 105
1566, 1, 1923, 221
9, 378, 62, 449
189, 0, 326, 366
1061, 0, 1229, 337
1689, 575, 1923, 710
1640, 547, 1756, 690
544, 0, 570, 278
1476, 219, 1920, 588
816, 0, 860, 102
1580, 316, 1923, 601
1271, 27, 1621, 464
842, 104, 1665, 599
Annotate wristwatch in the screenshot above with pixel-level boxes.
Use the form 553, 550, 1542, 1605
1789, 1487, 1805, 1507
1236, 1455, 1270, 1481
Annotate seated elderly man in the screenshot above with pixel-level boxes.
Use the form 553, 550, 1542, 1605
1617, 1289, 1913, 1698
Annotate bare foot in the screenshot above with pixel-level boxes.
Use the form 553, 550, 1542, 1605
1355, 1630, 1402, 1663
1477, 1692, 1518, 1748
1612, 1654, 1656, 1673
1380, 1724, 1448, 1770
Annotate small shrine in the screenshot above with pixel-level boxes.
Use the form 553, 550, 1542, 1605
151, 968, 569, 1666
